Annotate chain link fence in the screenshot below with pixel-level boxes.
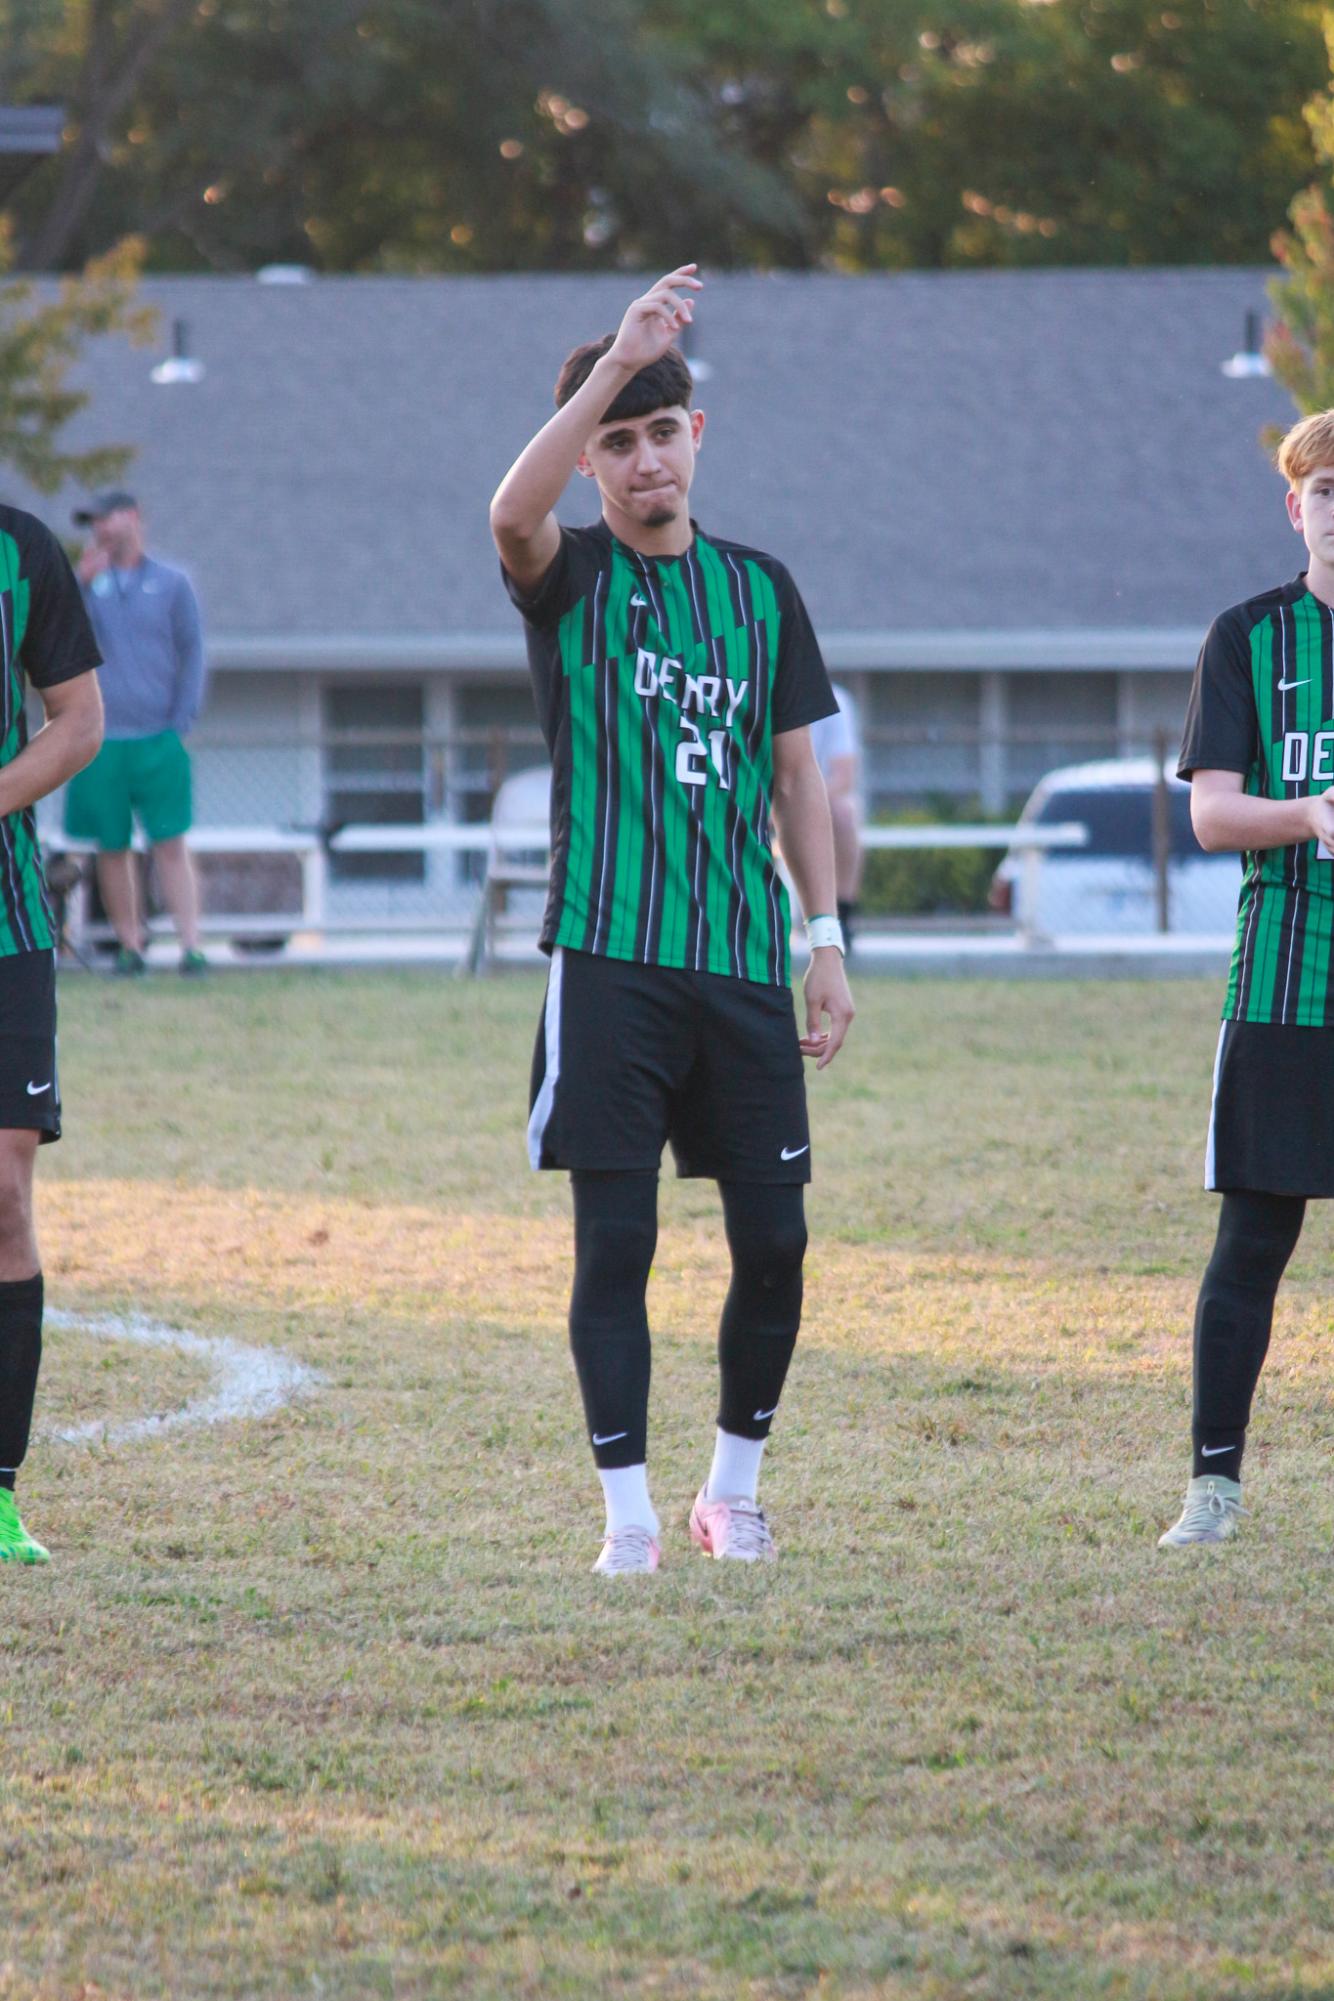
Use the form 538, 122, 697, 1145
40, 721, 1242, 945
853, 749, 1242, 940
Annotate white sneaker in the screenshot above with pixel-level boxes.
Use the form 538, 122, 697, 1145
1158, 1475, 1244, 1549
592, 1525, 660, 1575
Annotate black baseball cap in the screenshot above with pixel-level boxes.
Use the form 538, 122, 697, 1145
72, 488, 137, 526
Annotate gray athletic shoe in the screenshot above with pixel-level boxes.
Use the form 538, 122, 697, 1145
1158, 1474, 1244, 1549
592, 1525, 660, 1575
689, 1489, 777, 1562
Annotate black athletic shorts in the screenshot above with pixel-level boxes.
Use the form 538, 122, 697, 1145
0, 949, 60, 1144
1206, 1017, 1334, 1195
528, 947, 812, 1182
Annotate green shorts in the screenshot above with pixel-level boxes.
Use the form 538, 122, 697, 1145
64, 731, 193, 851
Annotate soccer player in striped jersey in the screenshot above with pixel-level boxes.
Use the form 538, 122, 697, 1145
1162, 407, 1334, 1546
491, 265, 854, 1574
0, 505, 105, 1563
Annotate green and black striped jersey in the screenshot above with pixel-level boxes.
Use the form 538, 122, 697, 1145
504, 520, 836, 986
0, 505, 102, 959
1180, 573, 1334, 1026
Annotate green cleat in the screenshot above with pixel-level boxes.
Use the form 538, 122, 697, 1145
180, 948, 208, 978
0, 1488, 51, 1564
1158, 1475, 1244, 1549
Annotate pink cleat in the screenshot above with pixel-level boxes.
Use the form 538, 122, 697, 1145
689, 1489, 776, 1563
593, 1525, 661, 1575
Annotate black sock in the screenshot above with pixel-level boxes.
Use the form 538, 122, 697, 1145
0, 1272, 44, 1494
716, 1182, 807, 1440
1190, 1425, 1247, 1480
837, 898, 858, 953
1191, 1191, 1304, 1480
569, 1171, 657, 1469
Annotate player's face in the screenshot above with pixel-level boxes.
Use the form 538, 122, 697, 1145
579, 406, 704, 528
1287, 467, 1334, 569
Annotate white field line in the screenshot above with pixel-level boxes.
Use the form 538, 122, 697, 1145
42, 1309, 321, 1446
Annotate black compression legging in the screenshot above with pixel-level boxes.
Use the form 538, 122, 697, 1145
715, 1180, 807, 1441
0, 1273, 43, 1490
568, 1172, 807, 1470
1191, 1190, 1306, 1478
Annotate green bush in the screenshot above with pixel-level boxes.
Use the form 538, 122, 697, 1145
859, 798, 1010, 918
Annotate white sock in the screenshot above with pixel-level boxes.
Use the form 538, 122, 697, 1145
598, 1464, 659, 1537
705, 1428, 767, 1504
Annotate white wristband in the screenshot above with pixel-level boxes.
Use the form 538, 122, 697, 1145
804, 913, 845, 955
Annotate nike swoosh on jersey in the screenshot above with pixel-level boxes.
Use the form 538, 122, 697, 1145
1277, 677, 1311, 691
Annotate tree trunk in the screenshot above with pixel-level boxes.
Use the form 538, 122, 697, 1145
17, 0, 196, 271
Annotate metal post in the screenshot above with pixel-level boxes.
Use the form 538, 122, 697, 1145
978, 672, 1007, 816
1115, 670, 1136, 758
1152, 728, 1170, 933
1018, 841, 1041, 947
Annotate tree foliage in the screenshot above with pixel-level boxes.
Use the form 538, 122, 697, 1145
668, 0, 1323, 270
0, 0, 1325, 275
0, 226, 156, 491
1269, 14, 1334, 415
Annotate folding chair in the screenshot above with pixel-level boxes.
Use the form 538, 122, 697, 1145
461, 764, 552, 975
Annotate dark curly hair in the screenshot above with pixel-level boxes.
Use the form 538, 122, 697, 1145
554, 335, 693, 422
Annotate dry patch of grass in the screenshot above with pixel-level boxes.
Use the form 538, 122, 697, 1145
5, 973, 1334, 1998
39, 1175, 1208, 1356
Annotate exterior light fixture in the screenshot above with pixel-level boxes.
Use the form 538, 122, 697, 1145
681, 315, 712, 384
1221, 310, 1271, 379
151, 318, 205, 385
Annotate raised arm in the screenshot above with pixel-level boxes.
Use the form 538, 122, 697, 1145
771, 726, 855, 1068
1191, 768, 1334, 852
489, 265, 702, 593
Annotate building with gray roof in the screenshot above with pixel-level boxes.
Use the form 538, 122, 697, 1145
6, 267, 1302, 917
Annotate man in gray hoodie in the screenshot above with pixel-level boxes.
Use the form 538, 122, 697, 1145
64, 491, 207, 975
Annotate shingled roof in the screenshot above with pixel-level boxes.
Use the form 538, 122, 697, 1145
9, 267, 1303, 664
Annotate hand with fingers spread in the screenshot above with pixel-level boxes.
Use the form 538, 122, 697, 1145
608, 265, 703, 374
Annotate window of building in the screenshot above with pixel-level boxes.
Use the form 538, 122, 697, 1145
453, 684, 548, 822
323, 684, 425, 882
861, 672, 985, 805
1006, 673, 1119, 798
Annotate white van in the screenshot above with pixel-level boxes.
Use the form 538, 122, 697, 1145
988, 757, 1241, 937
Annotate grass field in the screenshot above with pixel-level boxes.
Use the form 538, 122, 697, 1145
7, 968, 1334, 1999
